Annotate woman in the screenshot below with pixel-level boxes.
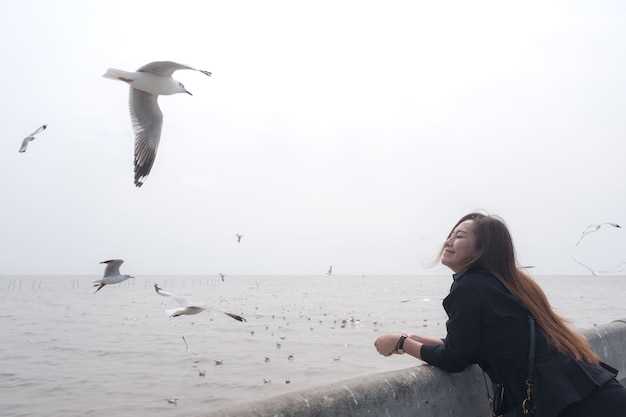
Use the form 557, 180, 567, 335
374, 213, 626, 416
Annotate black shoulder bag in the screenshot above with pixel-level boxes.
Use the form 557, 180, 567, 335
489, 316, 536, 417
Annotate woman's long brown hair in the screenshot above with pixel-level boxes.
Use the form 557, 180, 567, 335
442, 212, 599, 364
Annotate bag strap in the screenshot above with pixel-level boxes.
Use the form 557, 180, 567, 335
527, 316, 535, 380
522, 316, 536, 415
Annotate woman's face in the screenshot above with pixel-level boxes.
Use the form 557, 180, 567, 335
441, 219, 479, 273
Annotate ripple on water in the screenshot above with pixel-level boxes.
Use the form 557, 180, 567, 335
49, 345, 80, 353
90, 349, 150, 358
1, 379, 39, 389
0, 354, 30, 361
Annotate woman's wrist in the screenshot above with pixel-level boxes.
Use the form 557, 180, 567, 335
409, 335, 444, 346
403, 337, 424, 359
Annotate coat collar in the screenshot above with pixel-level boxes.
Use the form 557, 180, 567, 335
452, 265, 487, 282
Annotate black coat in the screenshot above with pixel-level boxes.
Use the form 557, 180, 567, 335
420, 267, 618, 417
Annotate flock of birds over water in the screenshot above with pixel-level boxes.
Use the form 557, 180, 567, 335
13, 60, 625, 406
91, 252, 385, 405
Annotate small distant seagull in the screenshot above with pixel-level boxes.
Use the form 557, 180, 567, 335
18, 124, 47, 153
327, 265, 333, 276
93, 259, 134, 293
153, 283, 246, 322
219, 273, 225, 282
576, 223, 621, 246
235, 233, 243, 243
182, 336, 189, 352
103, 61, 212, 187
214, 360, 223, 366
166, 398, 178, 406
520, 265, 535, 269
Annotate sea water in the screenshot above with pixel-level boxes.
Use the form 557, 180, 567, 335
1, 274, 625, 417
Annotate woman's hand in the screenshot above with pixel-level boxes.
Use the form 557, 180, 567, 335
374, 334, 401, 356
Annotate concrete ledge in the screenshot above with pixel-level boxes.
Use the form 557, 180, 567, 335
582, 320, 626, 384
201, 320, 626, 417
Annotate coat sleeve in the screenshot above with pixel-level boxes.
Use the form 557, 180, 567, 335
420, 282, 482, 372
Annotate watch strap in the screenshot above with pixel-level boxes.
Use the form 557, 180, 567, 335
395, 334, 408, 353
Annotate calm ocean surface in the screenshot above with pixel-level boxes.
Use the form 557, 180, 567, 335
1, 274, 625, 417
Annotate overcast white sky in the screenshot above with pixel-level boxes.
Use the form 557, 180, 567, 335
1, 0, 624, 275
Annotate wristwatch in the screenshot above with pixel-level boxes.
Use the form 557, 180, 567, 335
395, 334, 408, 354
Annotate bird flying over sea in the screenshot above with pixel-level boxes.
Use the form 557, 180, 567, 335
93, 259, 134, 293
153, 283, 246, 322
103, 61, 212, 187
18, 124, 47, 153
235, 233, 243, 243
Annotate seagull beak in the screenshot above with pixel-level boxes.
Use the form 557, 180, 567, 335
185, 89, 193, 96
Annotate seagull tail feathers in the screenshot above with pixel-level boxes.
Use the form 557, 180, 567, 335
102, 68, 135, 83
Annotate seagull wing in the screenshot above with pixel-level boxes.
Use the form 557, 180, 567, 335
154, 284, 188, 307
206, 306, 247, 322
572, 257, 598, 276
28, 124, 47, 137
129, 88, 162, 187
576, 225, 598, 246
577, 223, 621, 245
222, 311, 247, 322
19, 137, 32, 153
101, 259, 124, 277
137, 61, 211, 78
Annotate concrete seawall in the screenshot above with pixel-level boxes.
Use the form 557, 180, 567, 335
201, 320, 626, 417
